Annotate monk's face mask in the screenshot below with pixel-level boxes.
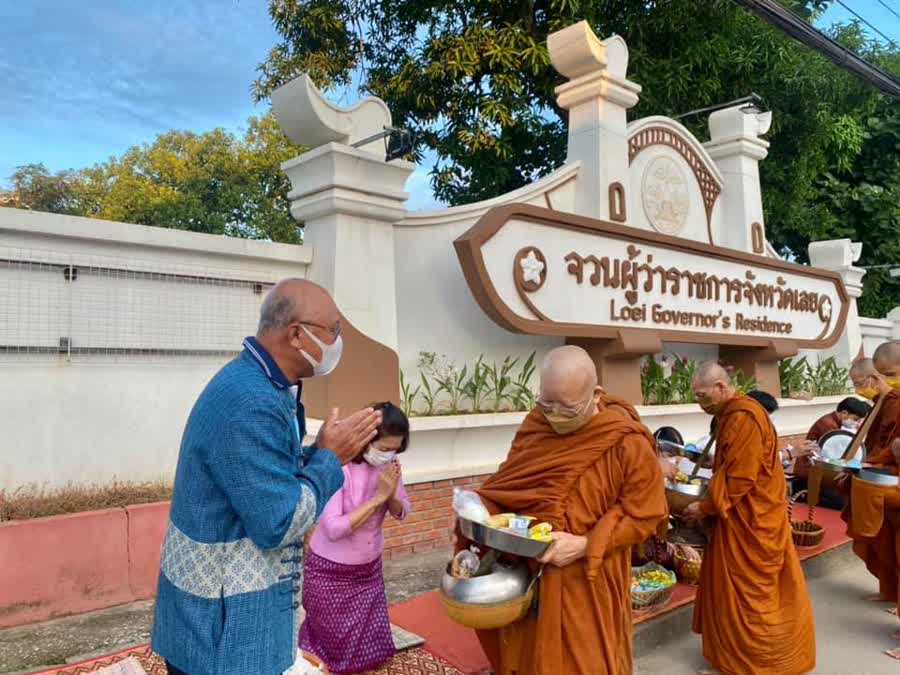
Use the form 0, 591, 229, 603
884, 375, 900, 389
542, 396, 595, 435
694, 386, 725, 415
855, 386, 878, 400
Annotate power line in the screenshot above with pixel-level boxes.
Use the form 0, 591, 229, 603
834, 0, 899, 48
876, 0, 900, 24
730, 0, 900, 98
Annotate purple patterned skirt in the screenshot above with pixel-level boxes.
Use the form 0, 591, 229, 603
299, 551, 395, 674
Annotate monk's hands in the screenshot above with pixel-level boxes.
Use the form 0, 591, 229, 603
834, 470, 853, 494
681, 501, 704, 524
537, 532, 587, 567
316, 407, 382, 465
796, 441, 817, 459
659, 457, 678, 480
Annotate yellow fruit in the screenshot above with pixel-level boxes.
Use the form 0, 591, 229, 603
528, 522, 553, 536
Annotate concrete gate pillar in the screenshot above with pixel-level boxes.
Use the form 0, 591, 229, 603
272, 76, 415, 417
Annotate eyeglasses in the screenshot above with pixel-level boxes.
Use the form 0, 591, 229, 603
299, 321, 341, 341
536, 396, 591, 418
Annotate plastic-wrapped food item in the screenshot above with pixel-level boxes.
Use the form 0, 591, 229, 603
450, 548, 481, 579
507, 515, 534, 536
528, 522, 553, 542
485, 513, 515, 529
452, 488, 490, 523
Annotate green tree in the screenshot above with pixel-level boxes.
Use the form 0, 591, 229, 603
9, 164, 83, 214
8, 114, 304, 243
254, 0, 898, 313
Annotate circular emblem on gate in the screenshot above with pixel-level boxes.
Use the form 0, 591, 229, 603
514, 246, 547, 293
642, 156, 689, 235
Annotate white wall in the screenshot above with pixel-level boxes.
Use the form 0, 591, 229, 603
860, 316, 895, 357
309, 395, 842, 486
0, 208, 312, 489
394, 167, 579, 380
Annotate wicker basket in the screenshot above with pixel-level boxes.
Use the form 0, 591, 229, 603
788, 489, 825, 548
631, 563, 676, 612
673, 546, 703, 586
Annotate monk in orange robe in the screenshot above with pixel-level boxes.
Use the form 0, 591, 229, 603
857, 349, 900, 467
837, 350, 900, 608
468, 345, 667, 674
683, 362, 815, 675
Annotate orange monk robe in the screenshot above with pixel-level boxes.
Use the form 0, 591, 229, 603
842, 389, 900, 601
693, 394, 815, 675
861, 389, 900, 468
473, 404, 668, 675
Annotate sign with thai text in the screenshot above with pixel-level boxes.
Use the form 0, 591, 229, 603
454, 204, 849, 349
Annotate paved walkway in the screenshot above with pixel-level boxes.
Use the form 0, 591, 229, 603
6, 549, 899, 675
635, 558, 900, 675
0, 548, 450, 674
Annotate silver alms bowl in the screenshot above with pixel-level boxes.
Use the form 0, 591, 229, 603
457, 516, 550, 559
665, 478, 710, 513
440, 560, 531, 605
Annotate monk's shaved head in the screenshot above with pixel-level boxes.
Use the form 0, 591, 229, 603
874, 342, 900, 377
541, 345, 598, 392
850, 358, 876, 379
538, 346, 601, 420
693, 361, 730, 387
692, 360, 736, 416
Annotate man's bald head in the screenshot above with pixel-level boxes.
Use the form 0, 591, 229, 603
874, 342, 900, 378
692, 360, 736, 416
258, 279, 337, 335
256, 278, 341, 382
538, 346, 602, 427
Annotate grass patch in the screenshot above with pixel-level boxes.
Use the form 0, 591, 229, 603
0, 480, 172, 522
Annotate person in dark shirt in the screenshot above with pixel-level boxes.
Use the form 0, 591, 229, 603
806, 397, 871, 444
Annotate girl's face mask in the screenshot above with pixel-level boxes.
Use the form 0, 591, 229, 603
363, 445, 396, 467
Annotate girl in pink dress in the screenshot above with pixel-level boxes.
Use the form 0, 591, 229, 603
299, 402, 411, 673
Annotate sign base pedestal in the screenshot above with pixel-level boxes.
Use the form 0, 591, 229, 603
568, 329, 662, 404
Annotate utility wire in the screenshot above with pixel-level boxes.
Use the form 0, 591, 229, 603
834, 0, 899, 48
730, 0, 900, 98
876, 0, 900, 24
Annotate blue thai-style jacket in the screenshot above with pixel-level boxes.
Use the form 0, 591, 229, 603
151, 338, 343, 675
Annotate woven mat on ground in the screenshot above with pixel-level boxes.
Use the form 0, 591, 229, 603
34, 626, 459, 675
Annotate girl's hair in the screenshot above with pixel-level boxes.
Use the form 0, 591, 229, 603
352, 401, 410, 463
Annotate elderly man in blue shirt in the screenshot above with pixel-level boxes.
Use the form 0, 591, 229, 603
151, 279, 381, 675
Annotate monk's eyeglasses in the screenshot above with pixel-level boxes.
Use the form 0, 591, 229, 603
537, 396, 591, 418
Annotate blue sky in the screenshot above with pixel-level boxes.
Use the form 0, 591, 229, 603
1, 0, 897, 212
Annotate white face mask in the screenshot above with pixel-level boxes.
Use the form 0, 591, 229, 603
842, 421, 859, 432
300, 327, 343, 377
363, 446, 396, 467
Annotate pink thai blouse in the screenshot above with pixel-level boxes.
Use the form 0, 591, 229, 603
309, 461, 411, 565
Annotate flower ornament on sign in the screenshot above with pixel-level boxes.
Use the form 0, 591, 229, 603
521, 250, 545, 285
513, 246, 550, 321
